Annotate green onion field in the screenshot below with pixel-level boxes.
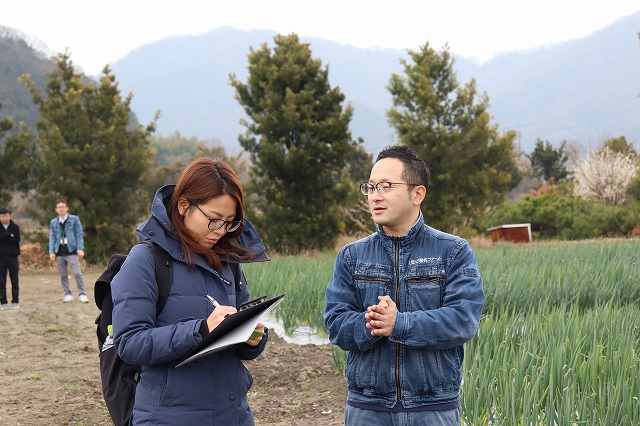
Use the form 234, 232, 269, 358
243, 239, 640, 425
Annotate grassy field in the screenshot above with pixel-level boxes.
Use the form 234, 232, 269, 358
243, 239, 640, 425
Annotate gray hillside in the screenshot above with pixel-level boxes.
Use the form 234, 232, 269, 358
2, 14, 639, 156
112, 13, 640, 154
464, 12, 640, 152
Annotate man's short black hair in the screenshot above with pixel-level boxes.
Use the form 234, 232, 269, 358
376, 145, 431, 190
0, 207, 10, 214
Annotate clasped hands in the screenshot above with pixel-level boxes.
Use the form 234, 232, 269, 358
365, 295, 397, 337
205, 304, 265, 346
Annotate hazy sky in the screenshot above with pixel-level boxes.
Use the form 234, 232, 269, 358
3, 1, 639, 75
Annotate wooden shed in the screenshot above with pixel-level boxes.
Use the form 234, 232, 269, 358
486, 223, 532, 243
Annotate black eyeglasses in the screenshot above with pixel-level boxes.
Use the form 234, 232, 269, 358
360, 182, 420, 195
189, 202, 242, 232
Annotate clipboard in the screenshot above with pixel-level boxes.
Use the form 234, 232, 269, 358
176, 293, 285, 367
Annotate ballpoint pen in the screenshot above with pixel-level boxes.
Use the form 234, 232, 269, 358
204, 295, 231, 318
204, 294, 220, 307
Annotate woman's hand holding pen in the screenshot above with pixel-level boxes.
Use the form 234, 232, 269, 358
204, 295, 236, 333
203, 294, 266, 344
205, 305, 236, 332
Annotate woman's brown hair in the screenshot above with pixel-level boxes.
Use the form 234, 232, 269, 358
169, 157, 251, 270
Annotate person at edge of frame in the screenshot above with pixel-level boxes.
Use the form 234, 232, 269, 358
0, 207, 21, 309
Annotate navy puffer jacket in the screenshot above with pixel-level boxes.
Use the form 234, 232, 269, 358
112, 185, 269, 425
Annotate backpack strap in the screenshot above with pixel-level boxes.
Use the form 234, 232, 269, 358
140, 240, 172, 314
231, 263, 239, 291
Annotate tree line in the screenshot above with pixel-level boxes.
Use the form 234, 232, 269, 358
1, 34, 639, 262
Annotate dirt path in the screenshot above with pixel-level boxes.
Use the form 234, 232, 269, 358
0, 271, 346, 425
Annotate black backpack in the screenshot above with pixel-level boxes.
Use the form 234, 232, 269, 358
94, 240, 172, 426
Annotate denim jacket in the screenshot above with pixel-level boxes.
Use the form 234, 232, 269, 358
324, 213, 484, 409
48, 214, 84, 254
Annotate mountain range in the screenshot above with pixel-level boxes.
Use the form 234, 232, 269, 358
2, 13, 640, 155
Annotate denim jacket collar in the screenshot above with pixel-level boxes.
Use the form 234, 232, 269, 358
376, 211, 425, 254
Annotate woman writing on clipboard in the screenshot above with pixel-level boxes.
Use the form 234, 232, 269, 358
111, 157, 269, 425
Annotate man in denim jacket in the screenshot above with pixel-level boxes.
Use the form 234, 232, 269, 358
324, 145, 485, 425
48, 199, 88, 303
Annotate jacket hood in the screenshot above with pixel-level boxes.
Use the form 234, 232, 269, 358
137, 185, 269, 263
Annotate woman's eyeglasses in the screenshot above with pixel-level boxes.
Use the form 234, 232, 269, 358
189, 202, 242, 232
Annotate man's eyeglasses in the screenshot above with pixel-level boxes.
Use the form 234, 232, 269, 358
360, 182, 420, 195
189, 202, 242, 232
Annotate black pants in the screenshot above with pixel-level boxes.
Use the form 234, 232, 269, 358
0, 256, 19, 304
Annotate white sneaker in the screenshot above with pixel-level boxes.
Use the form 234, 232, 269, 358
63, 294, 74, 303
78, 294, 89, 303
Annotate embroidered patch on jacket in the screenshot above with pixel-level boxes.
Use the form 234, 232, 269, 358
408, 257, 442, 265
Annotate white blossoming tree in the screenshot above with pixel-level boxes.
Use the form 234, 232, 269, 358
572, 147, 640, 205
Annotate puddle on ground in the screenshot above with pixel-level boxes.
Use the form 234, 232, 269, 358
263, 315, 330, 345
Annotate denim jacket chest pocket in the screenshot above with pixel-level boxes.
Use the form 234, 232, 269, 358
403, 264, 446, 311
352, 264, 393, 309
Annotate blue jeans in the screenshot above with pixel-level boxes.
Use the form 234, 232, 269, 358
345, 404, 461, 426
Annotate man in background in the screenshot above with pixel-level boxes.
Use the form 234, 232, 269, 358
0, 207, 20, 309
48, 199, 89, 303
